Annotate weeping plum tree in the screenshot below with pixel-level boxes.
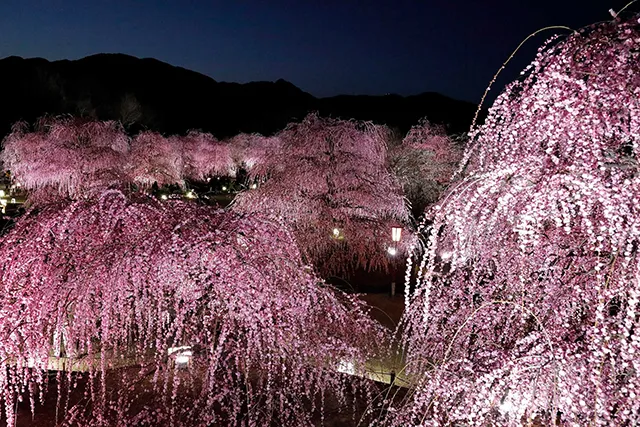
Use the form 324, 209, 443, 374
1, 117, 236, 197
232, 113, 411, 276
226, 132, 282, 174
0, 118, 386, 426
394, 15, 640, 426
222, 132, 283, 191
176, 130, 235, 181
0, 117, 131, 197
388, 119, 463, 217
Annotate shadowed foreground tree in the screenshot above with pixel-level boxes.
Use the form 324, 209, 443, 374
0, 119, 386, 426
394, 15, 640, 426
232, 113, 412, 276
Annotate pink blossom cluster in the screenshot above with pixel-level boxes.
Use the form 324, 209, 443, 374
0, 190, 385, 425
226, 132, 282, 174
1, 117, 235, 197
388, 119, 463, 215
232, 113, 412, 275
396, 15, 640, 426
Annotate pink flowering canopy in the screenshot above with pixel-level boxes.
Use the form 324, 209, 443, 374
0, 117, 388, 425
1, 117, 130, 197
396, 16, 640, 426
232, 113, 412, 275
388, 119, 463, 216
0, 117, 236, 196
225, 132, 282, 175
177, 131, 236, 181
0, 191, 385, 426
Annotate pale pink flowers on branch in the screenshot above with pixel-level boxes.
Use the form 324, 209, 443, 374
0, 191, 385, 426
226, 132, 282, 175
175, 131, 236, 181
388, 119, 463, 215
395, 15, 640, 426
0, 117, 236, 197
128, 130, 184, 187
232, 113, 412, 275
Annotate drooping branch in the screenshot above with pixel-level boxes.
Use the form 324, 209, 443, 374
395, 15, 640, 426
388, 119, 463, 216
233, 113, 412, 275
0, 117, 236, 199
0, 190, 386, 426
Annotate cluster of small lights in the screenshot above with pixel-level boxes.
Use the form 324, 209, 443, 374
0, 187, 19, 213
336, 359, 356, 375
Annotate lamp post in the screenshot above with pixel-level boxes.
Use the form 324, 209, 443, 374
390, 226, 402, 297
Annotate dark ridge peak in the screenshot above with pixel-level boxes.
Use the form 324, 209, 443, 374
0, 55, 50, 65
80, 52, 138, 60
274, 78, 300, 89
0, 55, 26, 61
61, 53, 219, 84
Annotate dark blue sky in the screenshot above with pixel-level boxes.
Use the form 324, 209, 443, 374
0, 0, 628, 103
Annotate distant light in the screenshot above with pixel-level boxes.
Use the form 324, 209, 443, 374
250, 183, 257, 189
168, 345, 191, 354
10, 198, 15, 204
168, 346, 193, 368
222, 186, 227, 191
337, 359, 355, 375
207, 177, 211, 182
161, 194, 168, 200
391, 226, 402, 242
26, 357, 37, 368
331, 227, 345, 240
175, 354, 191, 366
0, 190, 5, 197
387, 247, 397, 256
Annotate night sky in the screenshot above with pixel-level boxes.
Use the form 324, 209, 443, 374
0, 0, 626, 103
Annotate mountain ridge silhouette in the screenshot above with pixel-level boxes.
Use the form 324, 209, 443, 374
0, 53, 482, 138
